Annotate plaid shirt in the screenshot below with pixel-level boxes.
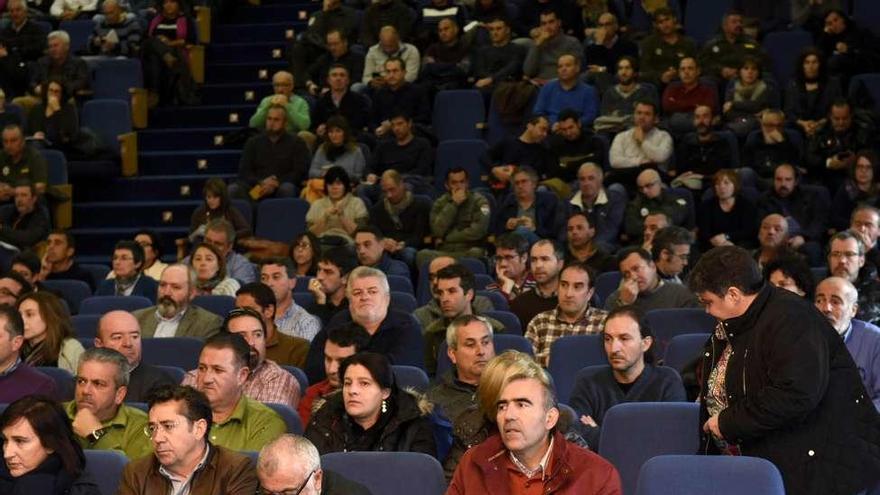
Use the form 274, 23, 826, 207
183, 359, 300, 409
525, 306, 608, 366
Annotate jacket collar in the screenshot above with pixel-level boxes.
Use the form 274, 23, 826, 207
721, 284, 772, 338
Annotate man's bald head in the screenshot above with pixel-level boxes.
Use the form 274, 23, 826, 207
636, 169, 662, 199
814, 276, 859, 334
759, 214, 789, 248
95, 310, 142, 366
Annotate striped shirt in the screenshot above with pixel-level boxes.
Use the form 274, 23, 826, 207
525, 306, 608, 366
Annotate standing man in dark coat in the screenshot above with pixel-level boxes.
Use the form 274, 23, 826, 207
688, 245, 880, 495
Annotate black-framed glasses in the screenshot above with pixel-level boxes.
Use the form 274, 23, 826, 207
257, 469, 316, 495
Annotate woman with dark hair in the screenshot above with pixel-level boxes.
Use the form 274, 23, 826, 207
189, 177, 252, 243
831, 149, 880, 231
763, 253, 816, 299
784, 46, 842, 138
134, 229, 168, 280
0, 396, 100, 494
816, 9, 874, 87
26, 78, 80, 152
696, 169, 759, 251
188, 242, 240, 296
305, 166, 368, 245
18, 292, 83, 374
289, 231, 320, 276
142, 0, 198, 106
309, 116, 366, 181
304, 352, 436, 455
722, 56, 777, 138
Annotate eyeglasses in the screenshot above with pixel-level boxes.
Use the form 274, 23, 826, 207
257, 469, 316, 495
143, 420, 181, 438
829, 251, 860, 259
637, 181, 659, 190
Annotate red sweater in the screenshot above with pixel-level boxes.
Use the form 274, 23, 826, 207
661, 82, 718, 115
298, 379, 336, 425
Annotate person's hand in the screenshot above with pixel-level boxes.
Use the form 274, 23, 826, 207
519, 216, 535, 231
710, 233, 732, 247
618, 274, 639, 305
474, 77, 492, 88
72, 408, 103, 439
451, 187, 467, 205
33, 131, 46, 140
382, 238, 399, 252
61, 8, 77, 20
722, 101, 733, 114
0, 45, 8, 58
308, 278, 326, 305
47, 95, 61, 112
534, 28, 550, 45
493, 164, 515, 182
660, 67, 677, 84
306, 82, 319, 96
835, 41, 848, 54
580, 415, 598, 427
270, 94, 288, 106
551, 121, 561, 134
495, 264, 514, 294
316, 124, 326, 137
100, 39, 116, 53
375, 121, 391, 137
157, 34, 170, 45
703, 414, 722, 439
788, 235, 806, 249
632, 126, 645, 144
505, 217, 519, 230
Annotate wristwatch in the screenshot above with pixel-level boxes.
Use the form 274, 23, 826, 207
86, 428, 106, 443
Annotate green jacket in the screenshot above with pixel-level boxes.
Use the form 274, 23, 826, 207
0, 145, 48, 187
208, 395, 287, 452
430, 192, 491, 252
638, 33, 697, 86
698, 34, 764, 79
64, 401, 152, 459
248, 95, 311, 134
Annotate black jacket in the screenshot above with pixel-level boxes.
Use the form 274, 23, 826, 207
0, 454, 101, 495
369, 194, 431, 249
304, 387, 436, 457
699, 285, 880, 495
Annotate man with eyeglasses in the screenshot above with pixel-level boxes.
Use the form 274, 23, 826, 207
95, 239, 158, 302
64, 347, 152, 459
650, 226, 694, 284
256, 434, 371, 495
623, 169, 691, 242
118, 384, 258, 494
487, 233, 535, 302
826, 231, 880, 325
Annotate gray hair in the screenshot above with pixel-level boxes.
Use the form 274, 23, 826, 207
78, 347, 131, 388
446, 314, 494, 349
345, 266, 389, 297
258, 434, 320, 476
7, 0, 26, 9
206, 218, 236, 244
48, 30, 70, 45
161, 263, 198, 291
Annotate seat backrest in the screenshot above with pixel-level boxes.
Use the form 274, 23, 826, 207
293, 275, 313, 293
192, 295, 235, 317
40, 149, 68, 185
853, 0, 880, 36
458, 257, 487, 275
142, 337, 204, 369
71, 314, 101, 340
84, 449, 129, 495
293, 291, 315, 309
635, 455, 785, 495
473, 273, 494, 291
548, 335, 608, 404
763, 30, 814, 87
79, 295, 153, 315
281, 365, 309, 395
79, 263, 110, 288
255, 198, 310, 242
644, 309, 717, 359
683, 0, 731, 45
231, 199, 253, 225
387, 274, 414, 294
663, 333, 710, 372
483, 310, 522, 336
436, 333, 533, 376
155, 365, 186, 384
265, 402, 303, 434
476, 289, 509, 311
392, 365, 430, 393
390, 291, 417, 313
59, 19, 95, 54
433, 90, 485, 142
594, 271, 622, 306
321, 452, 446, 495
599, 402, 701, 495
81, 99, 132, 153
36, 366, 75, 401
434, 139, 488, 189
41, 279, 93, 315
92, 58, 144, 100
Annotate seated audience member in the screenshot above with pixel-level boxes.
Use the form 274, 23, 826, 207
756, 163, 829, 265
640, 211, 669, 252
0, 304, 56, 403
419, 168, 491, 267
496, 167, 559, 243
299, 322, 370, 425
195, 219, 256, 284
141, 0, 197, 106
596, 56, 658, 134
64, 348, 151, 459
545, 112, 606, 198
94, 310, 176, 402
427, 315, 497, 423
637, 8, 697, 87
134, 230, 169, 281
118, 384, 259, 494
569, 305, 686, 447
816, 10, 870, 84
235, 283, 309, 367
826, 231, 880, 325
608, 101, 673, 189
674, 105, 733, 190
0, 124, 48, 201
305, 30, 365, 95
307, 247, 358, 326
414, 0, 467, 47
354, 226, 410, 278
604, 247, 700, 312
306, 166, 369, 245
304, 267, 425, 383
486, 115, 555, 190
189, 242, 240, 296
661, 57, 718, 135
424, 265, 506, 374
533, 54, 598, 127
370, 58, 430, 136
421, 18, 470, 92
488, 233, 535, 302
40, 230, 95, 290
650, 226, 694, 284
25, 79, 81, 155
526, 261, 607, 366
189, 178, 252, 244
87, 0, 142, 56
190, 333, 287, 451
569, 163, 626, 250
699, 11, 763, 87
753, 213, 795, 269
288, 0, 360, 89
49, 0, 97, 19
365, 112, 433, 194
415, 256, 495, 330
256, 434, 372, 495
184, 309, 300, 409
360, 0, 414, 46
233, 104, 310, 201
249, 71, 310, 135
0, 0, 47, 99
18, 291, 84, 373
305, 351, 436, 455
764, 254, 816, 299
362, 25, 420, 89
623, 169, 692, 240
96, 240, 159, 301
369, 170, 432, 267
289, 232, 320, 277
260, 257, 322, 341
470, 16, 526, 94
510, 240, 565, 330
742, 109, 802, 182
721, 56, 775, 138
815, 276, 880, 410
784, 47, 842, 140
133, 264, 223, 339
0, 182, 49, 252
25, 31, 89, 100
10, 254, 42, 291
566, 211, 616, 273
807, 100, 873, 190
0, 396, 101, 494
852, 205, 880, 268
447, 353, 622, 493
522, 10, 583, 83
583, 13, 638, 78
309, 116, 366, 182
311, 64, 371, 140
832, 151, 879, 232
697, 169, 759, 251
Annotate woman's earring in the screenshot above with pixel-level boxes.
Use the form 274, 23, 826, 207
381, 400, 387, 414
